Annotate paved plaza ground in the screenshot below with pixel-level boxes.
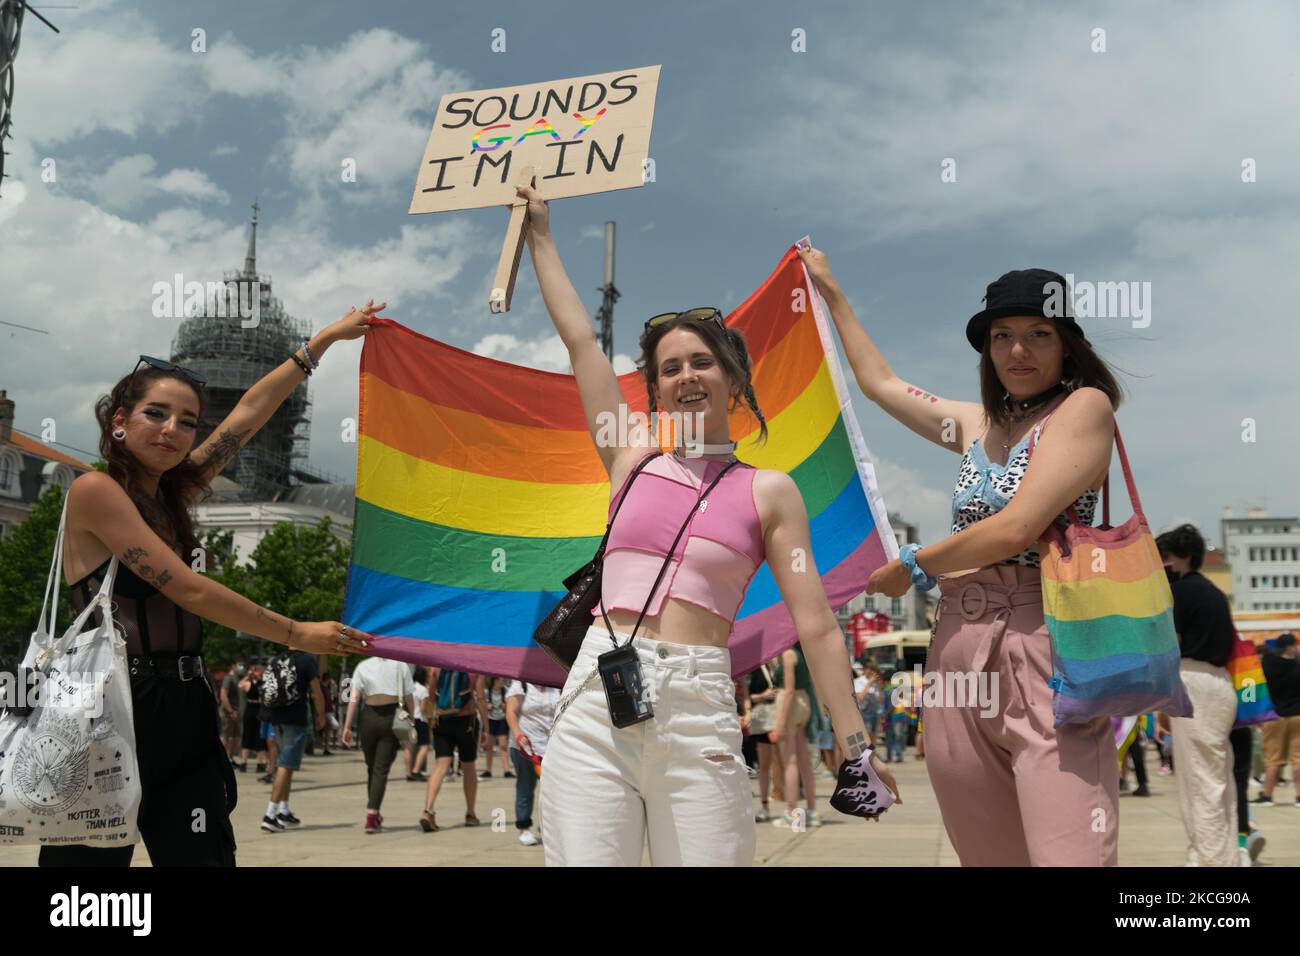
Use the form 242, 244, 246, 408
2, 745, 1295, 866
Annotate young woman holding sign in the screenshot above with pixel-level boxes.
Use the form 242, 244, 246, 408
515, 184, 900, 866
799, 245, 1124, 866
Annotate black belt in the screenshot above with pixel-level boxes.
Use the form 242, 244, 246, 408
128, 654, 205, 681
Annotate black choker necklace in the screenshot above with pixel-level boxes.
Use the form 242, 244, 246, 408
1005, 382, 1066, 421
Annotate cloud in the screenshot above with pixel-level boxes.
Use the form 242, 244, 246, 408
731, 3, 1300, 242
85, 154, 230, 210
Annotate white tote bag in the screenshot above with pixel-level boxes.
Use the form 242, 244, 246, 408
0, 496, 141, 848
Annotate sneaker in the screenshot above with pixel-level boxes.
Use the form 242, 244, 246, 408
518, 830, 539, 846
277, 811, 301, 828
771, 812, 800, 830
754, 806, 771, 823
1119, 778, 1130, 793
1250, 793, 1274, 807
1157, 766, 1172, 776
465, 812, 481, 827
1128, 786, 1150, 797
260, 814, 285, 833
503, 770, 515, 779
320, 749, 333, 756
805, 810, 823, 828
256, 762, 267, 773
257, 773, 274, 784
419, 810, 439, 833
746, 765, 759, 779
365, 811, 381, 834
406, 773, 420, 782
1246, 830, 1266, 863
233, 761, 248, 772
1239, 846, 1251, 867
479, 770, 492, 779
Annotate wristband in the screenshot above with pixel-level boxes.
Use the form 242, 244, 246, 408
290, 352, 312, 376
898, 544, 937, 592
301, 338, 319, 369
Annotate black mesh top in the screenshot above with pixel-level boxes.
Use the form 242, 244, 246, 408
68, 556, 204, 657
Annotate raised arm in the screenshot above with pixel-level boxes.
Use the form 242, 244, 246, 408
516, 184, 648, 478
797, 244, 983, 454
757, 470, 902, 807
189, 302, 382, 482
70, 472, 368, 655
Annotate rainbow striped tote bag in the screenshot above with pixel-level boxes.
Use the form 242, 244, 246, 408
1227, 629, 1277, 728
1028, 424, 1192, 727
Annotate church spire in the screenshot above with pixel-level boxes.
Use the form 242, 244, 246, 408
242, 199, 259, 278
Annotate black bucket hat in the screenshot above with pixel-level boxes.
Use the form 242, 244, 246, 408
965, 268, 1086, 351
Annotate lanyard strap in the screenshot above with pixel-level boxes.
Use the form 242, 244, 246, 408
600, 458, 741, 649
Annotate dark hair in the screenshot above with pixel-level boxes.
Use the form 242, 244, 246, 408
95, 366, 212, 557
413, 666, 429, 685
979, 319, 1124, 428
1155, 523, 1206, 571
637, 314, 768, 444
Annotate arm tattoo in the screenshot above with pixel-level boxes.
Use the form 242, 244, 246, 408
154, 570, 172, 588
203, 428, 250, 473
845, 730, 868, 760
123, 546, 147, 567
905, 385, 939, 403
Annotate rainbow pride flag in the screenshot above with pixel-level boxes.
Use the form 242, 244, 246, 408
342, 242, 897, 686
1227, 629, 1277, 727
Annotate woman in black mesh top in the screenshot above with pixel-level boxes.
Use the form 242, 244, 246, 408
38, 303, 380, 867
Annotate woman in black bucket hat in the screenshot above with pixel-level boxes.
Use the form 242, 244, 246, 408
797, 245, 1126, 866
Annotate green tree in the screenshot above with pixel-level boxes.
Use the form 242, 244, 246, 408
0, 485, 70, 670
239, 517, 352, 673
197, 527, 251, 667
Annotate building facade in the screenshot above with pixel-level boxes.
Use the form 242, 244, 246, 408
1221, 507, 1300, 612
0, 390, 94, 538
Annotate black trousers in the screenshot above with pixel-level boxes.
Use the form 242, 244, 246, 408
359, 703, 399, 811
39, 668, 237, 867
1231, 726, 1252, 835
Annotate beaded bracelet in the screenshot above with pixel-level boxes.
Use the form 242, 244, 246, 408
301, 338, 319, 369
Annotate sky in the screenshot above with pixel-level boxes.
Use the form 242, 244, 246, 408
2, 0, 1297, 549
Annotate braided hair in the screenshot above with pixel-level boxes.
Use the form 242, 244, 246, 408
637, 313, 768, 445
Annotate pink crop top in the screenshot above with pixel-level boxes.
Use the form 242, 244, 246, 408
593, 452, 766, 628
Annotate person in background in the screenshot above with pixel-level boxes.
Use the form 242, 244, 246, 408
420, 669, 488, 832
1157, 524, 1237, 867
220, 660, 246, 766
480, 676, 514, 780
770, 644, 819, 829
1257, 633, 1300, 809
741, 658, 780, 822
341, 654, 416, 833
239, 663, 267, 774
407, 665, 431, 781
260, 648, 327, 833
505, 680, 561, 846
318, 670, 338, 756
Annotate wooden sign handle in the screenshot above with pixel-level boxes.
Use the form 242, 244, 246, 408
489, 166, 536, 314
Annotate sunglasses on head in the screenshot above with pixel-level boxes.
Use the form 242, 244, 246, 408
130, 355, 208, 389
644, 307, 726, 333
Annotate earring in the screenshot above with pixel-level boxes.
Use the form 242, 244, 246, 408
112, 428, 126, 440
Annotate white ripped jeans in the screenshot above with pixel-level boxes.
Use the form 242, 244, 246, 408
540, 625, 756, 866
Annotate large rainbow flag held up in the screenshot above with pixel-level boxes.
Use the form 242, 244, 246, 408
343, 242, 898, 686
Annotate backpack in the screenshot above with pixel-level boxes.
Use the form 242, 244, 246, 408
435, 671, 473, 715
262, 653, 303, 710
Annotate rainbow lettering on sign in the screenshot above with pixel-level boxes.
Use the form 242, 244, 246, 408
470, 124, 513, 153
513, 118, 562, 145
572, 108, 607, 137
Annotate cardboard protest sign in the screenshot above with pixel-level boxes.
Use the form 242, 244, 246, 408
409, 66, 661, 215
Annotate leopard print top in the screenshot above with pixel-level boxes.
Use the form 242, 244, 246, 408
950, 418, 1099, 568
